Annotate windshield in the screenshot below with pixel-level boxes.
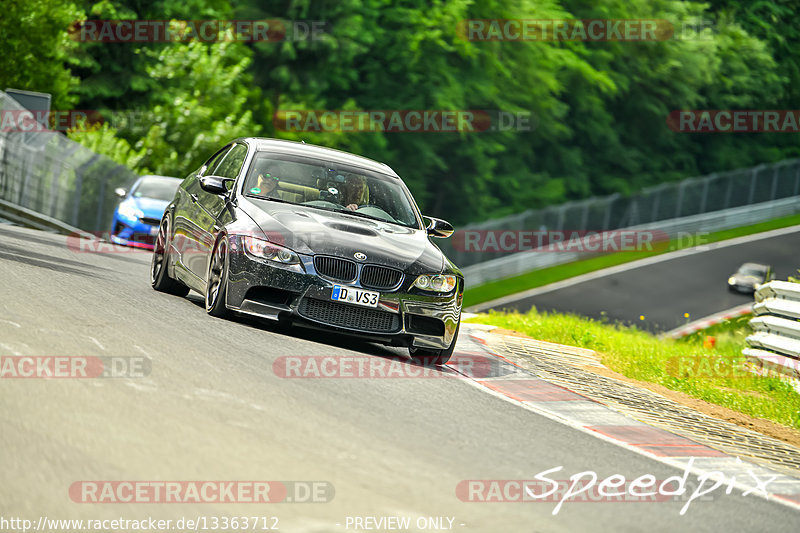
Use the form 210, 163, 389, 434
738, 265, 767, 277
242, 153, 421, 229
132, 177, 181, 201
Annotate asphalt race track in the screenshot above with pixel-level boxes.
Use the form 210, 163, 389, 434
1, 223, 799, 532
478, 228, 800, 332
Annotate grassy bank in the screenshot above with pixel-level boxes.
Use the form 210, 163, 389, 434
466, 309, 800, 430
464, 213, 800, 308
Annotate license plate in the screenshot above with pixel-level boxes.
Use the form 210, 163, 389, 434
331, 285, 379, 308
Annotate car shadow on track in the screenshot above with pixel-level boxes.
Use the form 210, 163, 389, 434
182, 293, 455, 373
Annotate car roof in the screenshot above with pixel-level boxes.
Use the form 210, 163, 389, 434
239, 137, 399, 178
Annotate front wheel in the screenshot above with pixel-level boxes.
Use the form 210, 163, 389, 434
151, 217, 189, 297
205, 237, 231, 318
409, 320, 460, 366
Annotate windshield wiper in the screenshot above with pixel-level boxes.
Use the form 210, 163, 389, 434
248, 195, 293, 204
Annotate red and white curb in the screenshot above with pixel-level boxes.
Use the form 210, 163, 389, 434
664, 303, 753, 339
452, 324, 800, 511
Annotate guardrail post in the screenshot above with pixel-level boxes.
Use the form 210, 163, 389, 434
651, 186, 662, 221
748, 165, 763, 204
770, 167, 779, 200
580, 201, 589, 229
699, 174, 713, 213
675, 181, 686, 218
723, 172, 734, 208
794, 165, 800, 196
71, 154, 100, 227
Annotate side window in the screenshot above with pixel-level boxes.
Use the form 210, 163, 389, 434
214, 144, 249, 180
203, 145, 233, 176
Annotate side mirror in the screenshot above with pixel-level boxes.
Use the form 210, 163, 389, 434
424, 216, 454, 238
199, 175, 232, 195
114, 188, 127, 199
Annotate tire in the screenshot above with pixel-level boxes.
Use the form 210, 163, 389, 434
205, 237, 231, 318
151, 216, 190, 297
409, 320, 460, 366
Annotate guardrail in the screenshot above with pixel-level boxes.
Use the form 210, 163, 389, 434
744, 281, 800, 392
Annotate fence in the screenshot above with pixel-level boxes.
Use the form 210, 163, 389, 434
462, 196, 800, 288
439, 158, 800, 282
744, 281, 800, 392
0, 90, 139, 233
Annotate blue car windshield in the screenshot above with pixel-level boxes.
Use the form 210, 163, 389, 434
132, 178, 181, 201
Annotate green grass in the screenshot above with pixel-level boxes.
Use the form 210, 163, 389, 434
464, 213, 800, 308
467, 309, 800, 430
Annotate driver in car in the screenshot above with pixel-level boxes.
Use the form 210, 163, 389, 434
248, 166, 281, 199
342, 174, 368, 211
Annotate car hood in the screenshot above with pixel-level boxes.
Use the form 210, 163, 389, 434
731, 274, 762, 286
133, 197, 171, 218
239, 198, 448, 274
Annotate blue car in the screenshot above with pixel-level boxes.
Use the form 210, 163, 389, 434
110, 175, 182, 249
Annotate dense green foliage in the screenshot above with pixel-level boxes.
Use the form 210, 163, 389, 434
4, 0, 799, 224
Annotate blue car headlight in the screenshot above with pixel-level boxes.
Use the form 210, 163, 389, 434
118, 202, 144, 221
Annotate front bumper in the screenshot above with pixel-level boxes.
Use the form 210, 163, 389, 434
111, 215, 159, 249
224, 237, 462, 349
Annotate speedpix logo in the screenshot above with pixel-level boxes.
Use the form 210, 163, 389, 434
457, 458, 775, 515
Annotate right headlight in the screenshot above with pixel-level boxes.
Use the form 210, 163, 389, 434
413, 274, 457, 292
117, 202, 143, 221
242, 236, 302, 269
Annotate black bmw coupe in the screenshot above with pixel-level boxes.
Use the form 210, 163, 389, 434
150, 138, 463, 364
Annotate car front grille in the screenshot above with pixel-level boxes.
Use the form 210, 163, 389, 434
140, 217, 160, 227
360, 264, 403, 290
298, 298, 400, 333
314, 256, 357, 282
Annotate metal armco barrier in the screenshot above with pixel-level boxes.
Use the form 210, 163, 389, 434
744, 281, 800, 391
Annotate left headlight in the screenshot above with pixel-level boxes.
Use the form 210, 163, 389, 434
413, 274, 457, 293
242, 236, 301, 266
